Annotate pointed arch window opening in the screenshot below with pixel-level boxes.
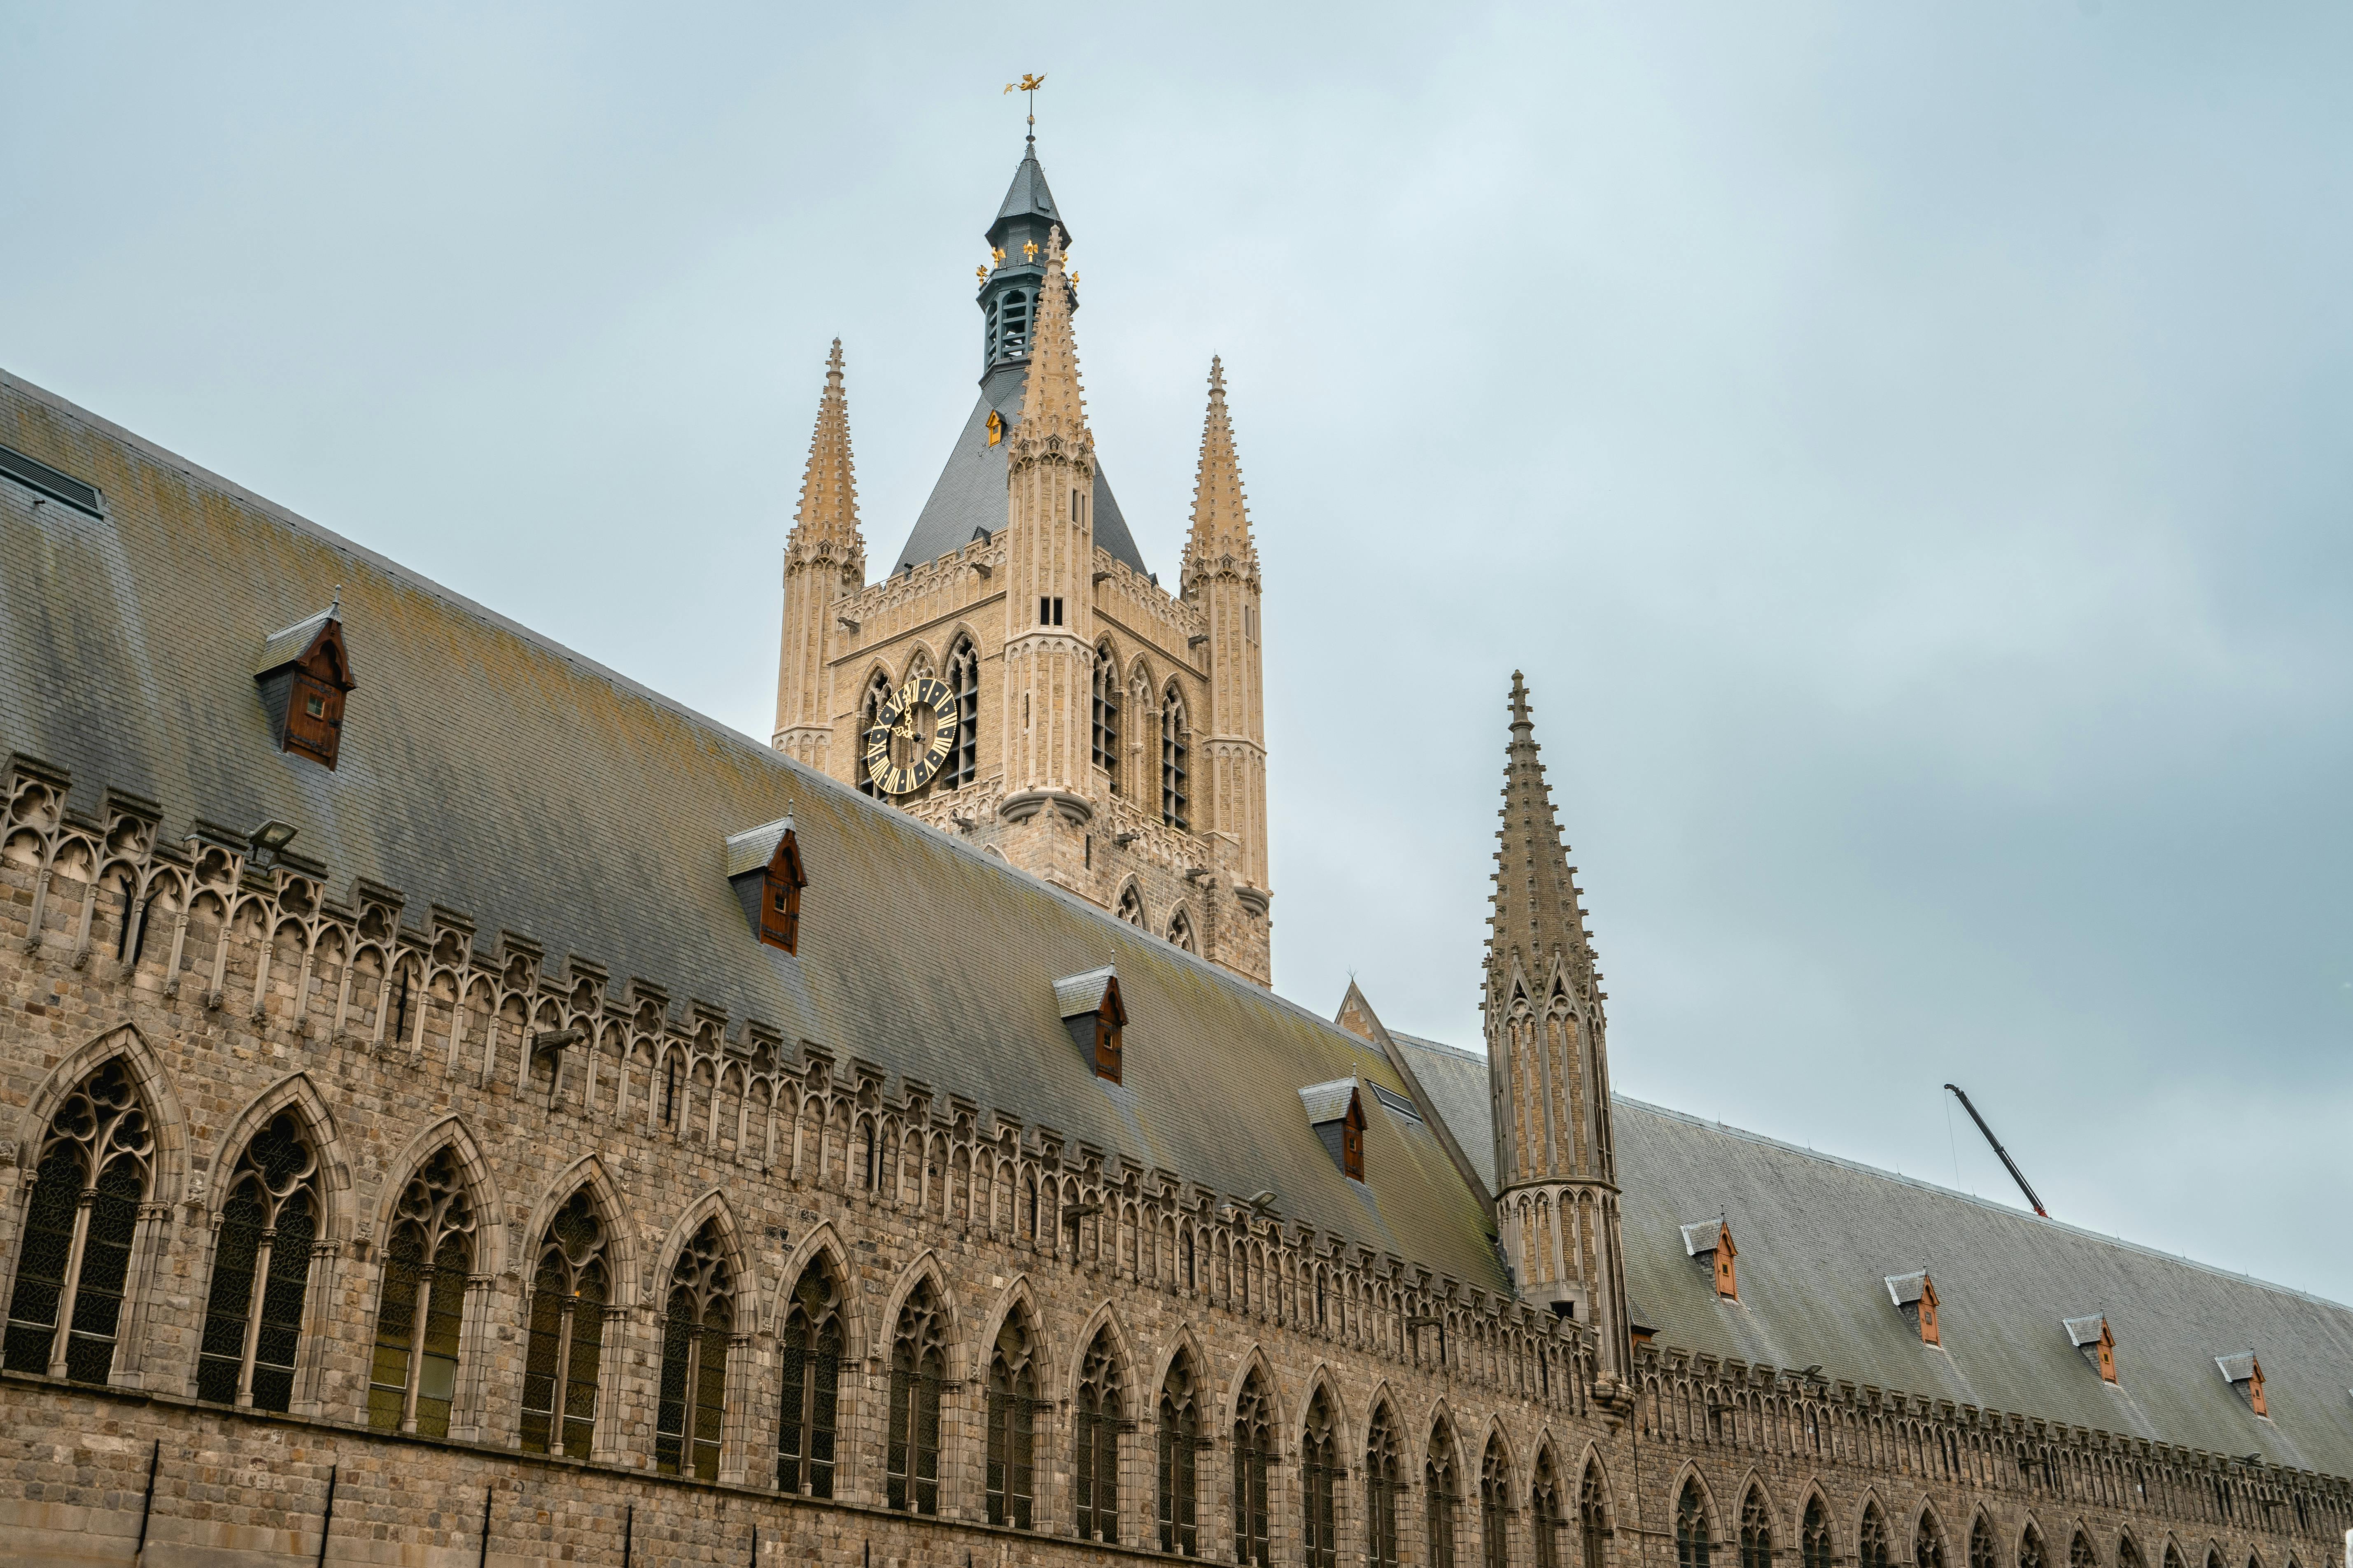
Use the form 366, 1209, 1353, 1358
197, 1110, 321, 1412
1117, 883, 1145, 927
1861, 1506, 1892, 1568
1367, 1408, 1404, 1568
1676, 1481, 1712, 1568
1578, 1465, 1610, 1568
1916, 1514, 1948, 1568
655, 1219, 734, 1481
1161, 687, 1190, 830
1530, 1450, 1565, 1568
367, 1145, 475, 1438
1481, 1441, 1514, 1568
887, 1279, 947, 1514
1158, 1350, 1204, 1556
779, 1256, 845, 1496
2021, 1527, 2049, 1568
1968, 1518, 1999, 1568
944, 637, 981, 790
1803, 1500, 1835, 1568
1233, 1373, 1274, 1566
1168, 907, 1197, 955
1075, 1329, 1124, 1542
857, 670, 895, 797
1426, 1425, 1462, 1568
519, 1189, 609, 1458
986, 1308, 1039, 1529
1092, 646, 1122, 794
1301, 1391, 1341, 1568
4, 1058, 156, 1384
1740, 1491, 1774, 1568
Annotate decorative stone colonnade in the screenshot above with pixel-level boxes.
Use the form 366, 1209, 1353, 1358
0, 756, 2344, 1568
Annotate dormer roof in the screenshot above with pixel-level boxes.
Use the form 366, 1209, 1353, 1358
1886, 1270, 1932, 1307
2064, 1314, 2110, 1349
1681, 1220, 1729, 1258
1053, 965, 1123, 1023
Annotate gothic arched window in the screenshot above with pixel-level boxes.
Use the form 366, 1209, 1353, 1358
2021, 1528, 2048, 1568
519, 1189, 608, 1458
944, 636, 981, 790
1481, 1439, 1514, 1568
367, 1146, 475, 1436
1303, 1389, 1341, 1568
1233, 1370, 1274, 1566
1740, 1489, 1774, 1568
2072, 1536, 2099, 1568
4, 1058, 154, 1384
1158, 1348, 1203, 1555
1368, 1407, 1405, 1568
1161, 687, 1190, 829
1427, 1420, 1462, 1568
1861, 1505, 1891, 1568
1092, 644, 1122, 794
1676, 1481, 1712, 1568
1969, 1519, 1999, 1568
1117, 883, 1145, 926
197, 1110, 321, 1411
655, 1219, 734, 1480
1917, 1514, 1947, 1568
1530, 1449, 1565, 1568
886, 1279, 946, 1513
986, 1306, 1039, 1528
1579, 1464, 1610, 1568
775, 1263, 843, 1498
1802, 1500, 1834, 1568
1075, 1327, 1124, 1541
856, 668, 895, 797
2116, 1538, 2142, 1568
1168, 907, 1197, 954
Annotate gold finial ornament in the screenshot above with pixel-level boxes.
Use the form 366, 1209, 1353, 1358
992, 246, 1006, 263
975, 265, 987, 280
1023, 240, 1038, 260
1003, 72, 1048, 143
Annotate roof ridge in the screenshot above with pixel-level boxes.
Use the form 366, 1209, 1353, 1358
1614, 1094, 2353, 1313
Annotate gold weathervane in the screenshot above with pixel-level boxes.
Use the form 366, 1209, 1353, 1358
1004, 72, 1047, 144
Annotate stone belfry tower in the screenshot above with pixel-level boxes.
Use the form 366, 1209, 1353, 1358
1180, 358, 1269, 894
768, 131, 1274, 987
1484, 673, 1632, 1386
771, 340, 866, 768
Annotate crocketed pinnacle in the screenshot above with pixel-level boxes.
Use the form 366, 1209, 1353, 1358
1486, 672, 1597, 1004
791, 339, 861, 547
1183, 356, 1257, 568
1014, 228, 1089, 449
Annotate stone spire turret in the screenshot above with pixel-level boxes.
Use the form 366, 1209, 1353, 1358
1483, 673, 1631, 1386
772, 340, 867, 764
1181, 357, 1270, 897
998, 228, 1098, 804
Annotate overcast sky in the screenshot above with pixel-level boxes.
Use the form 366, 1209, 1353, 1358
8, 4, 2351, 1303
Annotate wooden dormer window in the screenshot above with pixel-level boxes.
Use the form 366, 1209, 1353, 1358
1054, 967, 1125, 1083
254, 606, 355, 769
1301, 1080, 1367, 1181
1887, 1270, 1941, 1345
2066, 1314, 2117, 1382
760, 825, 807, 953
1680, 1219, 1738, 1300
2217, 1352, 2267, 1416
726, 813, 810, 955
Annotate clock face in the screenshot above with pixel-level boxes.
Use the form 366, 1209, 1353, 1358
863, 676, 958, 795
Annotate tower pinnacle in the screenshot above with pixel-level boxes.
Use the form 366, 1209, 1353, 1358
1013, 228, 1088, 447
1182, 356, 1259, 577
1482, 673, 1628, 1378
791, 339, 863, 550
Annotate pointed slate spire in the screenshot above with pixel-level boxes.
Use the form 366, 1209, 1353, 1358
1183, 356, 1257, 572
988, 137, 1069, 253
791, 339, 861, 548
1014, 229, 1089, 448
1486, 672, 1597, 1007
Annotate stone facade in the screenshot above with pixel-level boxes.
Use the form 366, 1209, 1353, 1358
2, 763, 2346, 1568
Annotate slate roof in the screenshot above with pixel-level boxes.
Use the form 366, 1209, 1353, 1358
1380, 1024, 2353, 1474
0, 367, 1502, 1293
1298, 1078, 1359, 1125
892, 361, 1149, 578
